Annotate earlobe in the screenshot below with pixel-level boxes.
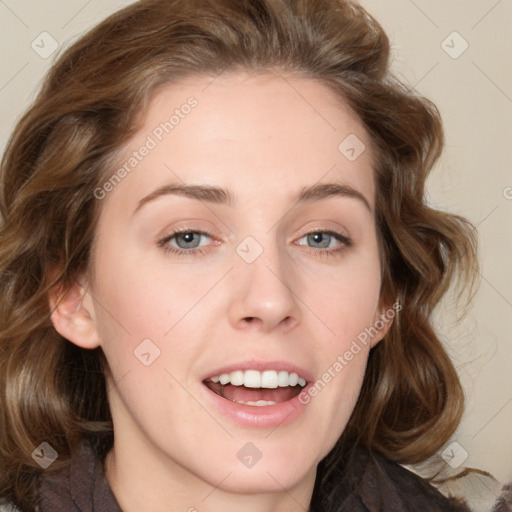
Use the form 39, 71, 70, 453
49, 279, 100, 349
370, 300, 398, 348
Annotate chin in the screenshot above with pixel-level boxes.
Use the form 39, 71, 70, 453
212, 467, 312, 495
201, 449, 317, 493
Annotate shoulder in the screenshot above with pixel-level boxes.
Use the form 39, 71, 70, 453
368, 451, 469, 510
38, 439, 121, 511
357, 448, 470, 511
315, 445, 471, 511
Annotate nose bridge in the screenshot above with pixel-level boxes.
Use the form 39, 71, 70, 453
228, 232, 299, 332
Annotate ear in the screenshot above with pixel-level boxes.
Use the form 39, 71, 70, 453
369, 299, 400, 348
48, 277, 100, 349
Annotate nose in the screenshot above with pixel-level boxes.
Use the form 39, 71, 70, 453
227, 243, 300, 334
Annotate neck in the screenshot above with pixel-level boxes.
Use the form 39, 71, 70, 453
104, 439, 317, 512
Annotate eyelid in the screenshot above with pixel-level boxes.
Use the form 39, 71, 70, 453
293, 223, 351, 243
156, 220, 219, 244
157, 224, 352, 258
157, 227, 218, 252
294, 229, 351, 250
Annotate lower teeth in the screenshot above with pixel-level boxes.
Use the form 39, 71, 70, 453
231, 399, 276, 406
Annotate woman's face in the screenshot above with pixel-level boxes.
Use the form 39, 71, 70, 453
67, 71, 391, 506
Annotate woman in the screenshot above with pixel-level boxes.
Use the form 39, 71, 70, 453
0, 0, 478, 510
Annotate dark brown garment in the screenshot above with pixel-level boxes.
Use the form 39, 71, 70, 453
493, 484, 512, 512
39, 442, 121, 512
37, 441, 470, 511
311, 446, 470, 511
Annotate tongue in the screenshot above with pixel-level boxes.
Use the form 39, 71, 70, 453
211, 383, 300, 404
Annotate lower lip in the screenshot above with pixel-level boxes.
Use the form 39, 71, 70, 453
201, 383, 311, 428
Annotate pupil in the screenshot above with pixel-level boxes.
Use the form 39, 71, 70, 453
177, 232, 199, 248
309, 232, 329, 248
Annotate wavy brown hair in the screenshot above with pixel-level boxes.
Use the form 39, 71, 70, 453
0, 0, 478, 509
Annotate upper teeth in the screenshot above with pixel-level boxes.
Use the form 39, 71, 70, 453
209, 370, 306, 388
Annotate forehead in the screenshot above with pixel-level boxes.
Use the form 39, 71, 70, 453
100, 70, 376, 212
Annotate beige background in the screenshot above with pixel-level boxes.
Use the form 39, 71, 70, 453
1, 0, 511, 485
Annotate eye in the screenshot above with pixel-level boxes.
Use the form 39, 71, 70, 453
158, 229, 215, 256
157, 228, 351, 258
295, 230, 351, 258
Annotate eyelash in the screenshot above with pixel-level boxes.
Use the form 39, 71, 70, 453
157, 229, 351, 259
157, 229, 214, 257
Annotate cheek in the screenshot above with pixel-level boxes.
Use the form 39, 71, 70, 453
292, 247, 381, 411
90, 255, 218, 387
304, 254, 382, 346
91, 255, 194, 339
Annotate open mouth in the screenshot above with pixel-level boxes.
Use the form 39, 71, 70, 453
203, 369, 308, 406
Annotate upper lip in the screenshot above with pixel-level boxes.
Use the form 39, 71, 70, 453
201, 360, 314, 383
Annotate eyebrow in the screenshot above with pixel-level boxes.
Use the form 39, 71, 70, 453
133, 181, 372, 215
